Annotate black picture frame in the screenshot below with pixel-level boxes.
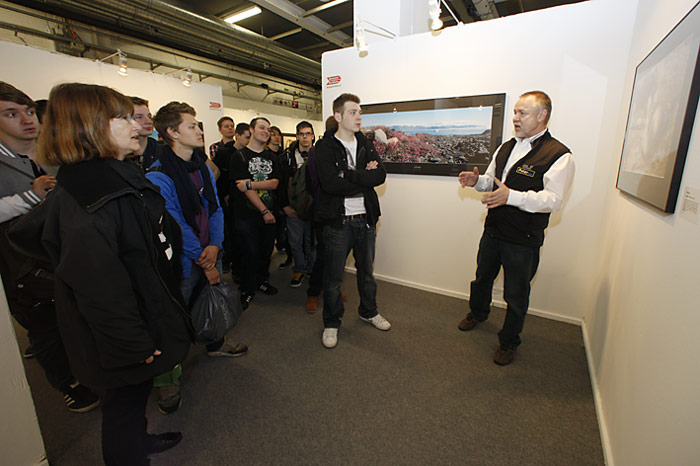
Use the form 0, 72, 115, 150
361, 93, 506, 176
616, 1, 700, 213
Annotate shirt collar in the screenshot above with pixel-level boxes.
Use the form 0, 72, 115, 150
515, 128, 547, 146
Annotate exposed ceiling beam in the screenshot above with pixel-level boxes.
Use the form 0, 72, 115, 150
269, 27, 302, 41
301, 0, 350, 18
249, 0, 350, 47
327, 20, 353, 33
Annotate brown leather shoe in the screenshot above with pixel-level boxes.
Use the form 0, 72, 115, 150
493, 345, 516, 366
306, 295, 319, 313
458, 313, 484, 331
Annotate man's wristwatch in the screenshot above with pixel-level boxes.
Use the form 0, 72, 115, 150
260, 209, 270, 216
246, 180, 252, 190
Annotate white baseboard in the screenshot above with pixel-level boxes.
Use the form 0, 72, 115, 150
359, 269, 584, 325
581, 322, 613, 466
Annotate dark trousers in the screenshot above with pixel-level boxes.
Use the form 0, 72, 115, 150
8, 269, 74, 391
233, 216, 276, 295
101, 379, 152, 466
307, 223, 324, 297
469, 232, 540, 348
322, 218, 378, 328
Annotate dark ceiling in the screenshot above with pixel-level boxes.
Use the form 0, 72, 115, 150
177, 0, 587, 61
5, 0, 587, 88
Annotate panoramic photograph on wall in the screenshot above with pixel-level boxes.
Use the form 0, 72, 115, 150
361, 93, 506, 176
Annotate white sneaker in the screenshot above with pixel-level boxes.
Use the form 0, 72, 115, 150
360, 313, 391, 331
322, 328, 338, 348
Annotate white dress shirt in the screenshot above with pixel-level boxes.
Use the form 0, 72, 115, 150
474, 128, 574, 213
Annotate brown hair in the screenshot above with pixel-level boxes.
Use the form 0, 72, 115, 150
217, 116, 233, 129
249, 116, 270, 131
154, 101, 196, 146
325, 116, 338, 131
235, 122, 250, 136
520, 90, 552, 123
130, 96, 149, 107
332, 93, 360, 115
0, 82, 35, 108
37, 83, 132, 166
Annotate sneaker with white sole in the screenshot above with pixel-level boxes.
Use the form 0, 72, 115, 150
360, 313, 391, 331
63, 383, 100, 413
322, 328, 338, 348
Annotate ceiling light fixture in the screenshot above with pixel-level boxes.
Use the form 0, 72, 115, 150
223, 6, 262, 24
98, 49, 128, 77
354, 19, 397, 57
182, 68, 193, 87
428, 0, 443, 30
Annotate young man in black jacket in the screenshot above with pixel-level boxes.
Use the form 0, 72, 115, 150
0, 82, 99, 413
314, 93, 390, 349
278, 121, 316, 288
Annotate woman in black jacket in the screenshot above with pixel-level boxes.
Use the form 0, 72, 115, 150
11, 83, 193, 465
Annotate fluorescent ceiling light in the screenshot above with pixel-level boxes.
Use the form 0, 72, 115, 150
224, 6, 262, 24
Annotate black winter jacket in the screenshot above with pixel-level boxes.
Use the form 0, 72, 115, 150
9, 158, 193, 389
314, 129, 386, 227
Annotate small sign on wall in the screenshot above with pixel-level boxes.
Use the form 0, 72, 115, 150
680, 186, 700, 224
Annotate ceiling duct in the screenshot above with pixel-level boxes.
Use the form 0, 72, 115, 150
7, 0, 323, 88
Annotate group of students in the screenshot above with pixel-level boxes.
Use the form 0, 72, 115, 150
1, 80, 392, 465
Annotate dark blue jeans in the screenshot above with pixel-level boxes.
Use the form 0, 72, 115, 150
233, 216, 276, 296
322, 217, 378, 328
469, 232, 540, 348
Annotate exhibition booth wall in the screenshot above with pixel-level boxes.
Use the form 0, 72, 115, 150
325, 0, 700, 464
321, 0, 637, 325
0, 41, 225, 150
585, 0, 700, 464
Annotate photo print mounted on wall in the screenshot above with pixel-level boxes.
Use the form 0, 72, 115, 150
361, 93, 506, 176
616, 1, 700, 213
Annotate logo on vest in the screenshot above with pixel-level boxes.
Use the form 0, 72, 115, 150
516, 165, 536, 178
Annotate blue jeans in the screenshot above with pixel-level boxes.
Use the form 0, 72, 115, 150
322, 217, 378, 328
286, 216, 315, 274
469, 232, 540, 348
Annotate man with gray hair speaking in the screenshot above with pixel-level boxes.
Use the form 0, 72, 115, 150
457, 90, 574, 366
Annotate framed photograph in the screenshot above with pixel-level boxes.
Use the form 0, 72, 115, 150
616, 1, 700, 213
361, 93, 506, 176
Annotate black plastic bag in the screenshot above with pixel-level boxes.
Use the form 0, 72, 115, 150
190, 282, 243, 344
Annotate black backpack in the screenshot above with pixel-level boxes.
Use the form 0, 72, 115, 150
288, 161, 314, 220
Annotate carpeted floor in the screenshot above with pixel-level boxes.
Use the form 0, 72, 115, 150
17, 253, 604, 466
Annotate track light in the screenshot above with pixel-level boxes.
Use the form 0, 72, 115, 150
99, 49, 128, 77
118, 53, 128, 76
428, 0, 443, 31
355, 25, 368, 56
165, 67, 194, 87
183, 68, 193, 87
354, 19, 397, 57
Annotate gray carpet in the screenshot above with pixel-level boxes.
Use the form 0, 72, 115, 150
17, 253, 604, 465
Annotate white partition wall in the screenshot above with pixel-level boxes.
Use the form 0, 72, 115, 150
585, 0, 700, 464
0, 279, 47, 466
0, 41, 224, 148
321, 0, 638, 324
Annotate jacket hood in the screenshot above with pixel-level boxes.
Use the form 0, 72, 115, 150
57, 158, 155, 212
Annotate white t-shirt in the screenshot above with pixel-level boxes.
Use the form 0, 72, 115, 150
335, 135, 365, 215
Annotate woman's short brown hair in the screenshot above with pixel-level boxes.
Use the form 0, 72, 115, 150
37, 83, 133, 166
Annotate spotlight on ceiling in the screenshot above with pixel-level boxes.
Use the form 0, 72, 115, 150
182, 68, 193, 87
428, 0, 443, 31
98, 49, 128, 77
